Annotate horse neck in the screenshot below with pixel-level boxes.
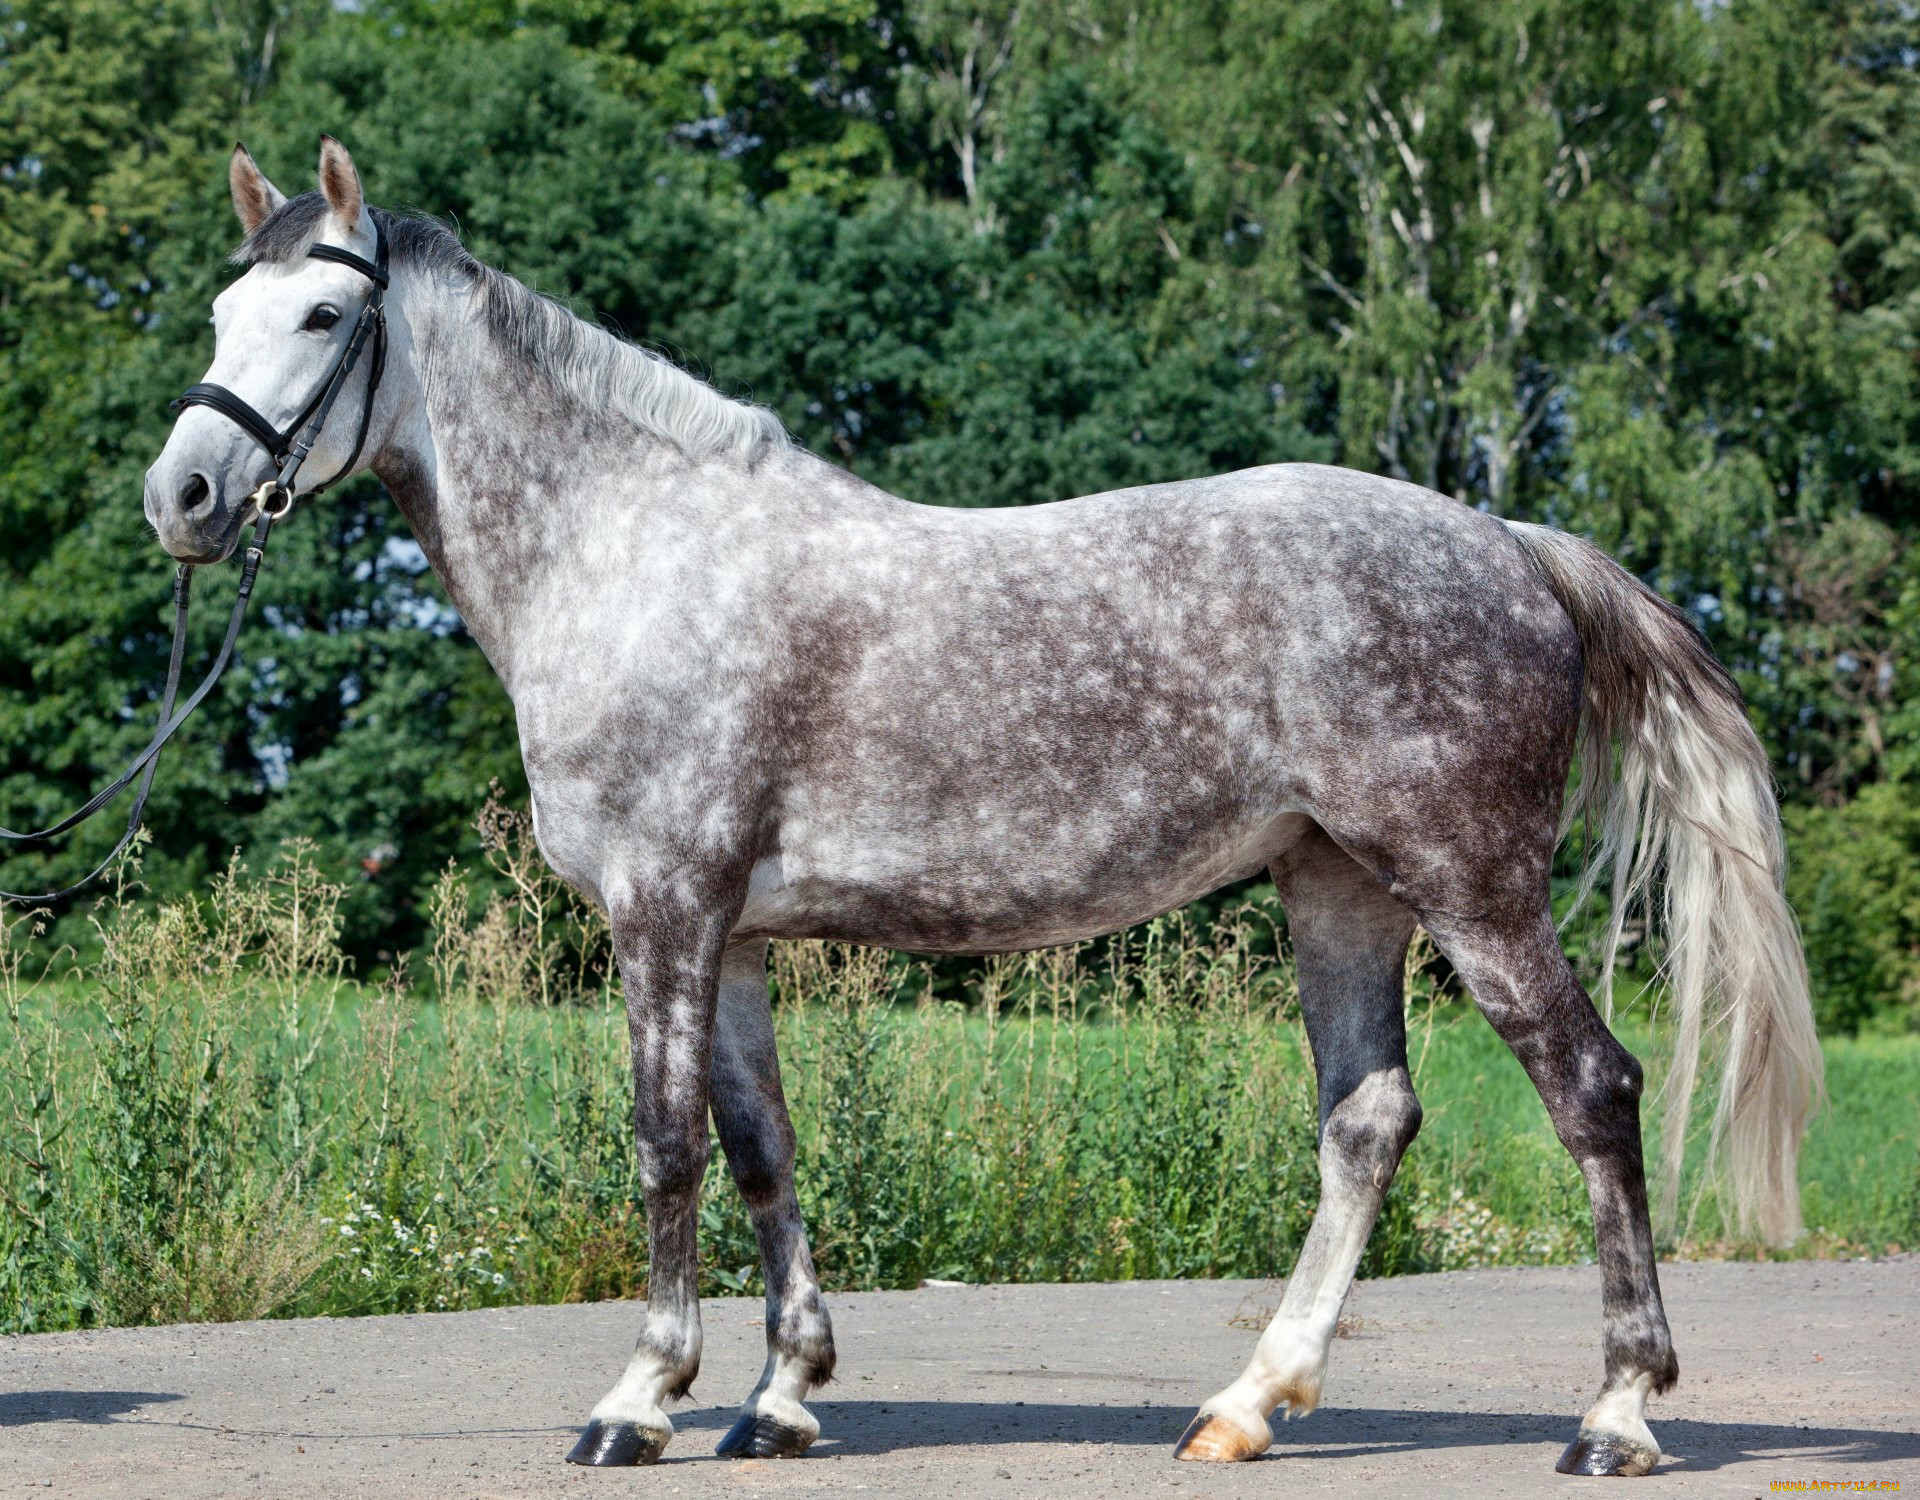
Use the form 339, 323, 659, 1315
370, 287, 711, 691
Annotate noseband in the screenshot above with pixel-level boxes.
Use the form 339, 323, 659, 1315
0, 225, 390, 902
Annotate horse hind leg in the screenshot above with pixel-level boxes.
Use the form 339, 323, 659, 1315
1421, 906, 1675, 1477
1177, 827, 1421, 1462
708, 940, 836, 1459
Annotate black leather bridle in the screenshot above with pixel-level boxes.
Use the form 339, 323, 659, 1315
0, 225, 391, 903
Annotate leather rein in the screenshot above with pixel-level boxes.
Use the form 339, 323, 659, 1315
0, 224, 390, 903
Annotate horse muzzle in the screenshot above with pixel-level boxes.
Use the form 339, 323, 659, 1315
144, 459, 253, 564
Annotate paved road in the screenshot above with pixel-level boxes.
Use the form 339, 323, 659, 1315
3, 1261, 1915, 1498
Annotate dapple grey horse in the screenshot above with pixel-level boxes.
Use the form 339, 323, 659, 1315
143, 140, 1822, 1478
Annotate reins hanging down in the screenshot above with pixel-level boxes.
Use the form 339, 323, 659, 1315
0, 224, 389, 904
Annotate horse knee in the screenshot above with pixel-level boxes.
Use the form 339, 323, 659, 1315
635, 1125, 711, 1200
723, 1132, 793, 1206
1322, 1071, 1422, 1183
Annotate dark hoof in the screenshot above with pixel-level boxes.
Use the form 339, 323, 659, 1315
1173, 1410, 1268, 1462
566, 1419, 666, 1466
1556, 1428, 1659, 1477
715, 1412, 815, 1459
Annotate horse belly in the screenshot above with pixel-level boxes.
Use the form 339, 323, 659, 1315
733, 807, 1312, 953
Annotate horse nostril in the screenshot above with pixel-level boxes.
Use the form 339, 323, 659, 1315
179, 474, 212, 514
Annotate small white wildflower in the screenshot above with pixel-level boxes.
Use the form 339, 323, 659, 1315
339, 1225, 357, 1238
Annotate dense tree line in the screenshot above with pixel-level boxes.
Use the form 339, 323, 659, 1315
2, 0, 1915, 1025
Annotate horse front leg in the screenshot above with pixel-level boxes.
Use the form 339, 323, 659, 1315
710, 939, 836, 1459
567, 894, 732, 1467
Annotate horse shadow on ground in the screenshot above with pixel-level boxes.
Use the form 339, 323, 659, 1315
5, 1390, 1913, 1476
0, 1391, 184, 1427
670, 1399, 1920, 1474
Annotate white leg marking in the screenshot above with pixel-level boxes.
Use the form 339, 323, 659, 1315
587, 1301, 702, 1440
1185, 1069, 1411, 1459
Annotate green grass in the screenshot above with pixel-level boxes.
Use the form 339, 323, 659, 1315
1, 830, 1913, 1337
1404, 1009, 1919, 1255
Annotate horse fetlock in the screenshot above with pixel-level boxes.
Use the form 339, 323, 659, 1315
1600, 1300, 1678, 1394
1250, 1318, 1331, 1419
800, 1336, 837, 1390
774, 1303, 836, 1391
1272, 1367, 1324, 1419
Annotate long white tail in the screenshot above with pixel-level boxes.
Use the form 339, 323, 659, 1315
1503, 521, 1824, 1245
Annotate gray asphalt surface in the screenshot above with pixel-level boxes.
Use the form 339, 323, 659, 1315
3, 1261, 1915, 1498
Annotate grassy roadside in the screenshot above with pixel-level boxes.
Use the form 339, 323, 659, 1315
2, 836, 1913, 1336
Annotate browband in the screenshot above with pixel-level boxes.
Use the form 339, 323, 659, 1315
307, 241, 389, 287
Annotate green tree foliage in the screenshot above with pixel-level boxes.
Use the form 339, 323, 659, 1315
1, 0, 1915, 1022
1788, 782, 1920, 1034
373, 0, 911, 199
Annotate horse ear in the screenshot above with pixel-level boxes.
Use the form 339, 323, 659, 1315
229, 143, 286, 234
316, 134, 365, 231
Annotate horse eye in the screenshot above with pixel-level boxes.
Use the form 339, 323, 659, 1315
303, 304, 341, 332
